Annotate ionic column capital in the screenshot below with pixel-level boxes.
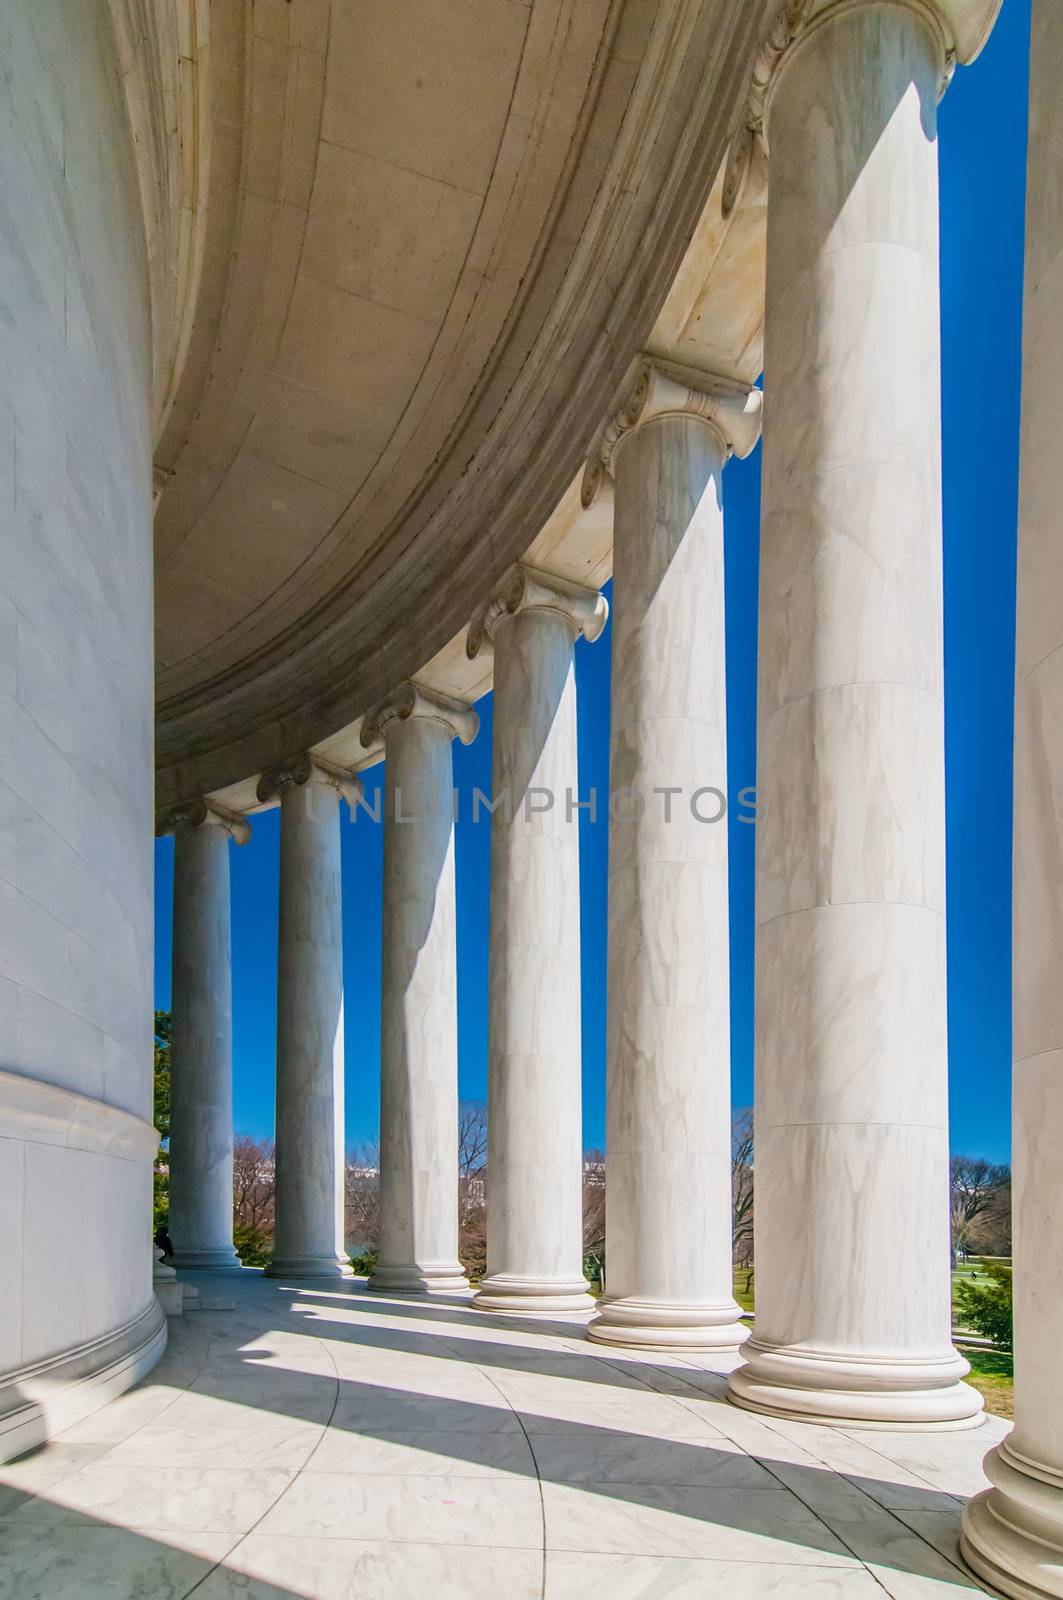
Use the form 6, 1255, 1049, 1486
582, 359, 762, 508
360, 682, 479, 750
467, 564, 608, 661
157, 797, 251, 845
730, 0, 1000, 176
256, 754, 363, 811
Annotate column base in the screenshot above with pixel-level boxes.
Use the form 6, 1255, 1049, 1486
727, 1338, 984, 1429
264, 1255, 353, 1279
367, 1263, 470, 1296
587, 1296, 749, 1352
168, 1247, 245, 1273
472, 1273, 596, 1317
961, 1439, 1063, 1598
0, 1299, 167, 1464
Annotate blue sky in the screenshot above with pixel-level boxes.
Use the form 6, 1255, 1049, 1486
156, 0, 1029, 1163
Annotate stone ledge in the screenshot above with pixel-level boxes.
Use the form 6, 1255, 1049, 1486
0, 1069, 159, 1162
0, 1297, 167, 1464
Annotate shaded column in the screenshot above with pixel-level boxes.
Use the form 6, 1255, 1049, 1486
362, 684, 478, 1294
468, 566, 607, 1317
259, 757, 360, 1279
167, 800, 249, 1272
585, 361, 760, 1351
962, 0, 1063, 1590
728, 0, 998, 1427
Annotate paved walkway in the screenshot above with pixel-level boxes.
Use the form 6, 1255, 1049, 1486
0, 1274, 1006, 1598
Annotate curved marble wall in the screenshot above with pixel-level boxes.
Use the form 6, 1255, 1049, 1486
0, 0, 163, 1460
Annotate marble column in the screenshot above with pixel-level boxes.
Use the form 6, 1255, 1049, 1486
584, 360, 760, 1351
962, 1, 1063, 1590
361, 684, 478, 1294
467, 566, 608, 1317
728, 0, 998, 1428
167, 801, 249, 1272
258, 757, 360, 1279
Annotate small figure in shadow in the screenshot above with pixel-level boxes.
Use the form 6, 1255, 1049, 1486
154, 1221, 174, 1263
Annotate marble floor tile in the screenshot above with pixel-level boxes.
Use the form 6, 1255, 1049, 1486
0, 1440, 108, 1515
188, 1371, 337, 1425
328, 1389, 521, 1434
545, 1551, 887, 1598
757, 1451, 976, 1579
489, 1371, 675, 1410
483, 1352, 656, 1388
897, 1509, 973, 1566
541, 1480, 857, 1563
0, 1522, 236, 1599
843, 1433, 995, 1498
517, 1392, 723, 1437
307, 1426, 536, 1477
864, 1561, 987, 1599
195, 1532, 543, 1599
0, 1277, 999, 1600
531, 1429, 773, 1488
104, 1407, 325, 1470
771, 1423, 966, 1512
45, 1378, 185, 1445
329, 1360, 508, 1400
258, 1469, 544, 1548
4, 1464, 295, 1532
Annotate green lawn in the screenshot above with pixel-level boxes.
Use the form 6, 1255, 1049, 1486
951, 1260, 1001, 1316
965, 1347, 1014, 1418
733, 1267, 755, 1315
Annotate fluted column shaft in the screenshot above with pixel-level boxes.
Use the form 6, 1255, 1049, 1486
587, 364, 759, 1351
962, 0, 1063, 1590
470, 568, 606, 1316
728, 0, 979, 1426
169, 813, 243, 1271
265, 766, 351, 1278
365, 686, 477, 1294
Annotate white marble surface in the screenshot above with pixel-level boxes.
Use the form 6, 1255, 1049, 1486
731, 0, 974, 1427
368, 687, 474, 1294
168, 818, 241, 1270
961, 1, 1063, 1592
590, 404, 745, 1352
471, 571, 603, 1316
0, 0, 160, 1449
267, 771, 350, 1278
0, 1273, 1005, 1599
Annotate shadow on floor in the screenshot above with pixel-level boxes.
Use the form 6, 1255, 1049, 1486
0, 1276, 991, 1598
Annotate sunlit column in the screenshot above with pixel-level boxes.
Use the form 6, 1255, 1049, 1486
962, 0, 1063, 1590
363, 684, 478, 1294
585, 360, 760, 1350
259, 757, 360, 1278
468, 566, 607, 1316
728, 0, 999, 1427
166, 800, 249, 1272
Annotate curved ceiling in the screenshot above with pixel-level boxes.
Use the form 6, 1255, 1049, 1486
153, 0, 772, 808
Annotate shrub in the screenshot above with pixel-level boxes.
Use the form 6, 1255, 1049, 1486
233, 1224, 272, 1268
349, 1249, 378, 1277
955, 1259, 1013, 1350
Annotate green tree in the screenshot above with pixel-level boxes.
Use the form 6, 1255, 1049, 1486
233, 1224, 272, 1268
955, 1259, 1013, 1350
153, 1010, 172, 1231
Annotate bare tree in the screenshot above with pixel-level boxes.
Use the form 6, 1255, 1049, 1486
951, 1155, 1011, 1262
345, 1139, 380, 1252
968, 1173, 1012, 1258
232, 1132, 275, 1254
457, 1100, 488, 1278
582, 1149, 606, 1286
732, 1107, 754, 1272
458, 1099, 488, 1179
